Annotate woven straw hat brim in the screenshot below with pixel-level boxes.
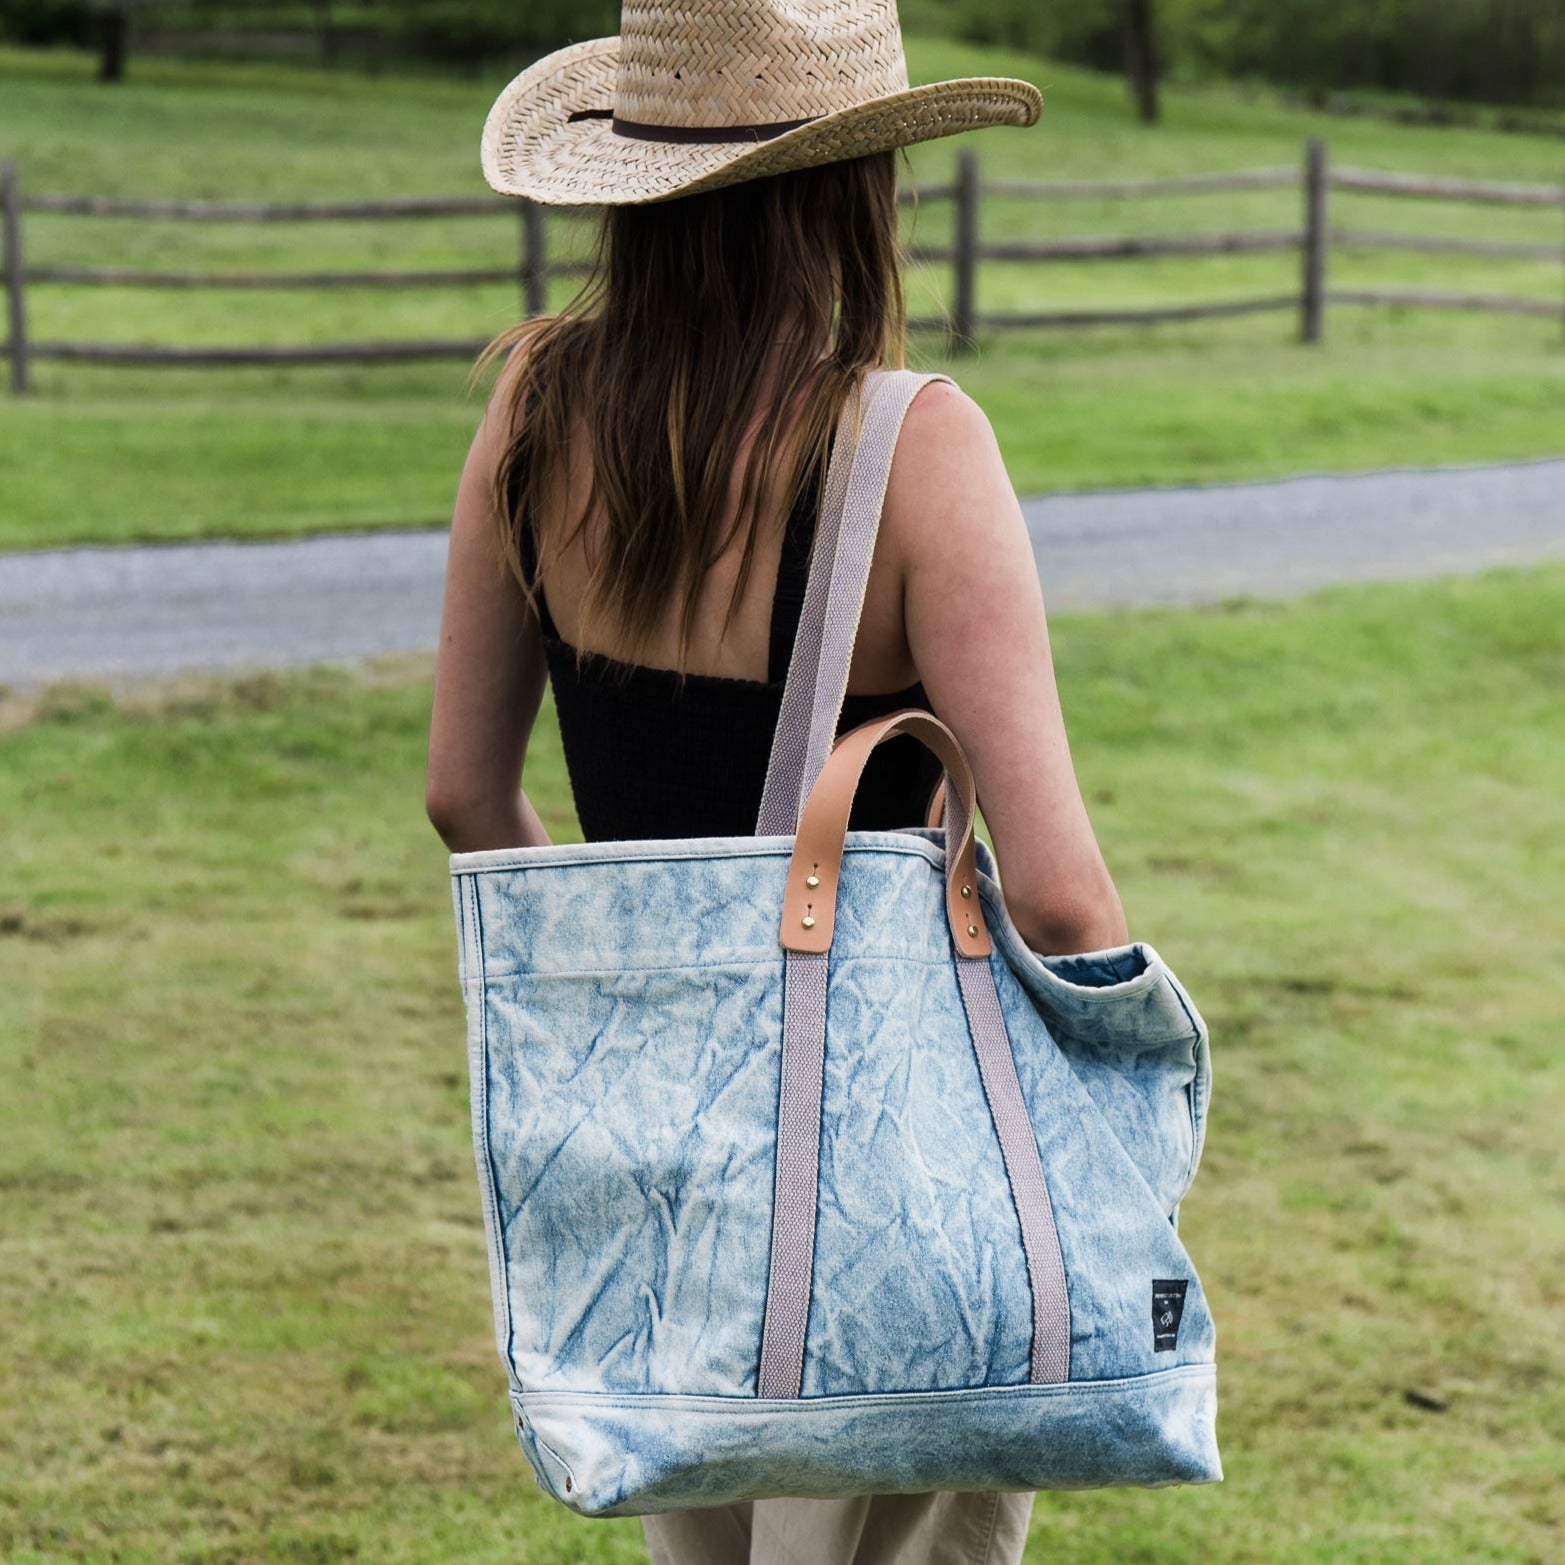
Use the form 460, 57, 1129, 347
482, 37, 1042, 206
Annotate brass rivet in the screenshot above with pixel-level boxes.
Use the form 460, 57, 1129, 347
961, 884, 972, 899
801, 915, 816, 930
967, 924, 979, 938
805, 874, 820, 889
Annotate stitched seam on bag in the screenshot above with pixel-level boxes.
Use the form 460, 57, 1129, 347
980, 889, 1167, 1003
514, 1412, 580, 1497
462, 873, 509, 1373
1163, 976, 1209, 1200
985, 914, 1197, 1046
454, 837, 949, 877
1166, 975, 1202, 1042
1049, 1027, 1198, 1050
470, 882, 516, 1379
477, 956, 788, 981
517, 1362, 1215, 1414
974, 862, 1170, 996
473, 953, 969, 981
451, 876, 469, 991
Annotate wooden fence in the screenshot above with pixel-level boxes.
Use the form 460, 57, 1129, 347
3, 141, 1564, 393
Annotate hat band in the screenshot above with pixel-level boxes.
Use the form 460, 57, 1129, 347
569, 108, 821, 144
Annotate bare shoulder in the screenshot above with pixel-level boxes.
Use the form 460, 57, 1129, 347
459, 329, 569, 525
894, 377, 1002, 477
477, 332, 540, 446
900, 375, 996, 442
882, 376, 1018, 565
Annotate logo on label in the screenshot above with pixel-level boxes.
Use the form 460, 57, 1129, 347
1152, 1279, 1188, 1352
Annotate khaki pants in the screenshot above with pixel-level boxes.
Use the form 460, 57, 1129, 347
641, 1492, 1035, 1565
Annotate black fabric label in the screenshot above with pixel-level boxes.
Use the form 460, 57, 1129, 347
1152, 1279, 1189, 1352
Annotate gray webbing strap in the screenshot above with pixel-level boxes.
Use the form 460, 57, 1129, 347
754, 369, 1072, 1398
755, 369, 943, 1399
955, 955, 1073, 1383
754, 369, 953, 836
755, 949, 829, 1399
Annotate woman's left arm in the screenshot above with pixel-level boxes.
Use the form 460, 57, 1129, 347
426, 369, 553, 854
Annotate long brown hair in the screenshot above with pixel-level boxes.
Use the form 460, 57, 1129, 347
469, 150, 906, 674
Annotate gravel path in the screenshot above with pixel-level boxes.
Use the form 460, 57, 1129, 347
3, 457, 1562, 690
1026, 457, 1565, 608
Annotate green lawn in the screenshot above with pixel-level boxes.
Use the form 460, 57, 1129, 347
3, 566, 1563, 1563
2, 38, 1564, 548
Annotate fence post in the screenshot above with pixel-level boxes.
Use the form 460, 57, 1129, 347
2, 158, 30, 394
951, 149, 979, 353
521, 200, 547, 319
1301, 138, 1330, 344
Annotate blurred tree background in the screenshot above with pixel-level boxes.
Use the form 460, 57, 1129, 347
907, 0, 1565, 110
0, 0, 619, 76
5, 0, 1565, 110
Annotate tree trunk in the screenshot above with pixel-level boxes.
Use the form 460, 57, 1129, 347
98, 5, 129, 83
1492, 0, 1537, 105
1124, 0, 1160, 125
310, 1, 338, 67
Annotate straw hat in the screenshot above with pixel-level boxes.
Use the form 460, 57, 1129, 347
481, 0, 1042, 206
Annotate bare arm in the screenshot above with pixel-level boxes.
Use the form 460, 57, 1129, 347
425, 363, 553, 854
886, 381, 1127, 956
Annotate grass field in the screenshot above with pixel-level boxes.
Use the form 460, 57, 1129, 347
2, 37, 1565, 548
3, 565, 1563, 1563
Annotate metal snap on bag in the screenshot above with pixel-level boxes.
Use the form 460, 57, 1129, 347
449, 370, 1220, 1516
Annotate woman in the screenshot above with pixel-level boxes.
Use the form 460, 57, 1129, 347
428, 4, 1128, 1561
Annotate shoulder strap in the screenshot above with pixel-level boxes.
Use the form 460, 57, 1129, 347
754, 368, 952, 836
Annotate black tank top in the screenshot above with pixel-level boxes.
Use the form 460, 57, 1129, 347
519, 455, 940, 843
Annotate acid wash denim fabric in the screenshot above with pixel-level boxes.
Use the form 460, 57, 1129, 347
451, 829, 1219, 1517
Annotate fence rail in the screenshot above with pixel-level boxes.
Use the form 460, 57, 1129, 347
912, 229, 1307, 265
21, 261, 598, 289
3, 142, 1564, 392
986, 296, 1300, 331
21, 192, 511, 220
23, 339, 496, 366
982, 167, 1300, 200
1332, 228, 1562, 262
1331, 168, 1562, 206
1328, 287, 1565, 319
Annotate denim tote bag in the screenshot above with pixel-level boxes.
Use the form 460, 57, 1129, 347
449, 369, 1221, 1517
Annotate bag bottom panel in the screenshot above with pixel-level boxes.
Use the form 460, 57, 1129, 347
512, 1365, 1220, 1516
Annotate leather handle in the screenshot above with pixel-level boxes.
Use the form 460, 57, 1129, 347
780, 710, 991, 958
924, 778, 947, 831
